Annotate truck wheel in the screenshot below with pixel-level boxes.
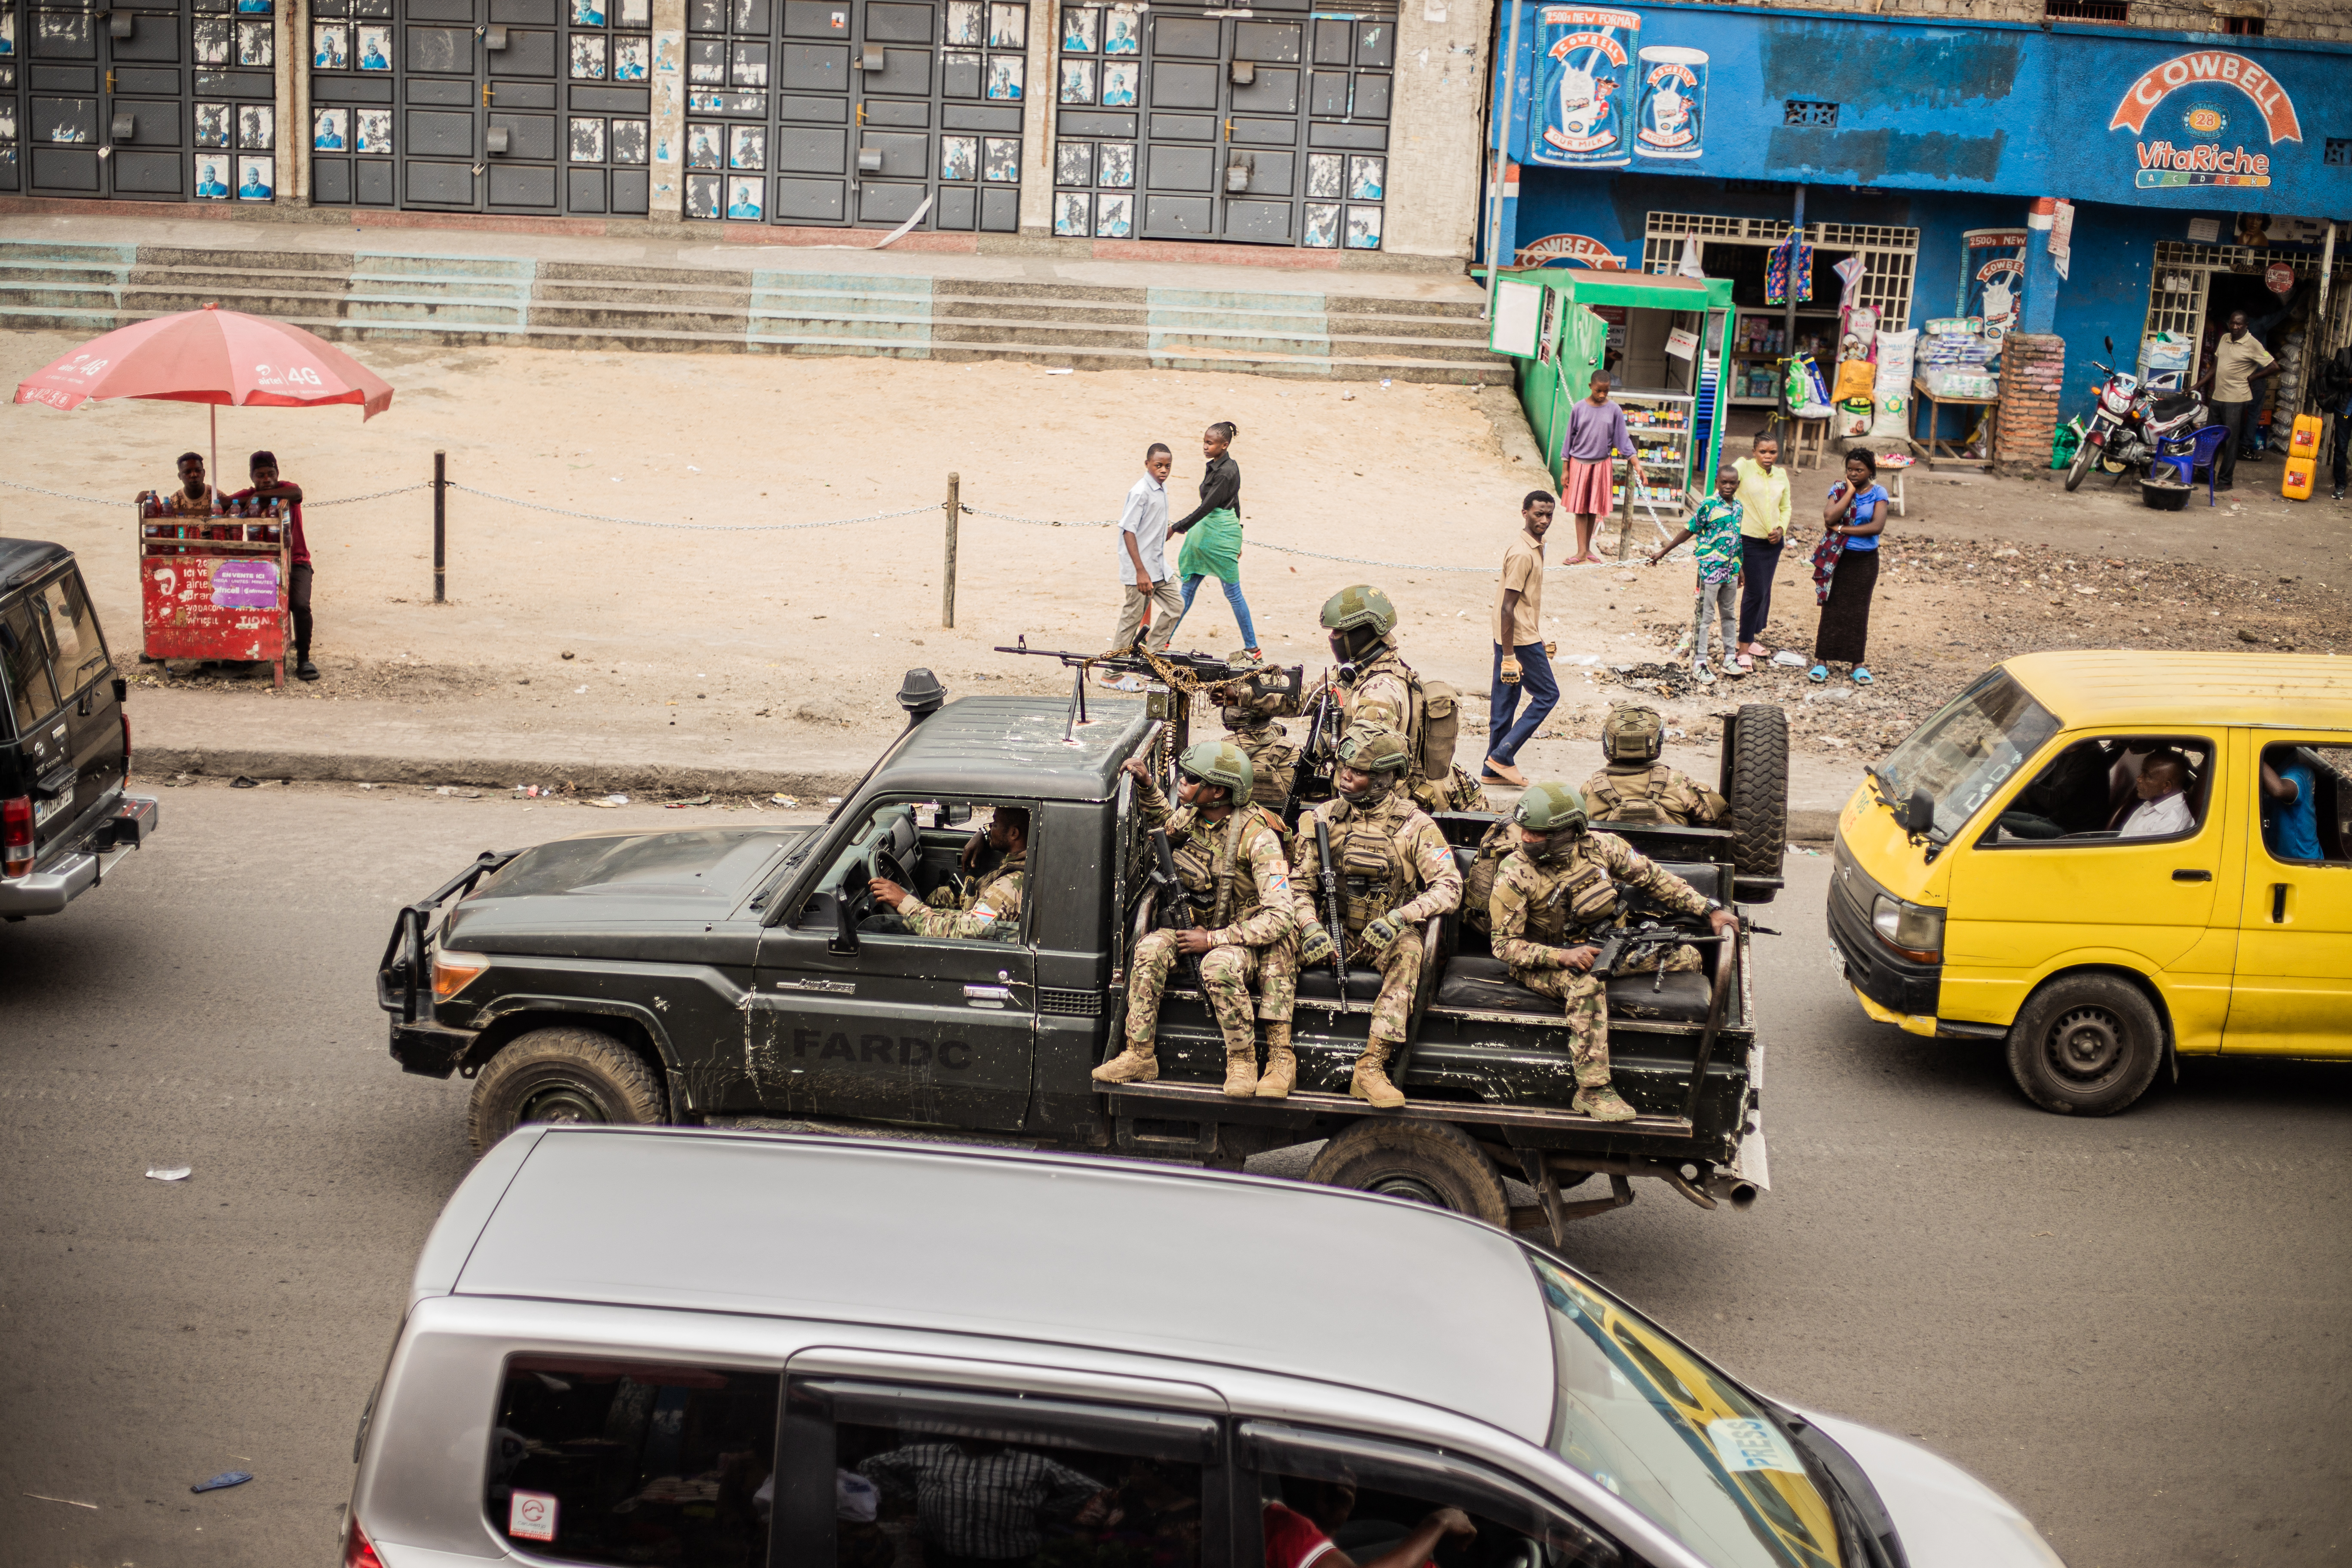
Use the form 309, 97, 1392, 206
1305, 1121, 1510, 1228
467, 1026, 669, 1154
2005, 975, 2164, 1117
1726, 704, 1788, 905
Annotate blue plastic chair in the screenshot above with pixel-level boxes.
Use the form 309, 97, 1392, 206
2152, 424, 2229, 506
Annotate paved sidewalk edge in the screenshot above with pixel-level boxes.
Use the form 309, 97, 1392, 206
136, 742, 1845, 840
139, 745, 870, 801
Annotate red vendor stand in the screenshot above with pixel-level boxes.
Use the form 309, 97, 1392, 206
138, 499, 293, 686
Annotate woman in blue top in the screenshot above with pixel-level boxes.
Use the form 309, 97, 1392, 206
1809, 449, 1887, 685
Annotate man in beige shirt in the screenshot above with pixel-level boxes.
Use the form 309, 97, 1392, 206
2199, 310, 2281, 491
1481, 490, 1559, 789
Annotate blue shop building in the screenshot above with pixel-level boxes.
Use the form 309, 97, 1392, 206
1479, 3, 2352, 458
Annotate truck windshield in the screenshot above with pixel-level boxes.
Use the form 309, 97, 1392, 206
1875, 669, 2061, 842
1537, 1257, 1841, 1568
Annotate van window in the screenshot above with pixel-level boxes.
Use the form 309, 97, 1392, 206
37, 573, 110, 700
2260, 744, 2352, 864
1876, 670, 2061, 842
1985, 737, 2213, 846
784, 1380, 1218, 1568
1243, 1420, 1617, 1568
483, 1356, 778, 1566
3, 601, 58, 733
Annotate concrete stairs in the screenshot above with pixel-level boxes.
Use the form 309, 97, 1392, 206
0, 238, 1506, 383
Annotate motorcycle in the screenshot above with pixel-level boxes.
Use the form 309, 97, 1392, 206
2065, 336, 2208, 492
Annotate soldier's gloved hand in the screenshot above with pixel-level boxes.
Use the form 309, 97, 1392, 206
1361, 914, 1402, 951
1299, 925, 1336, 967
1498, 656, 1521, 686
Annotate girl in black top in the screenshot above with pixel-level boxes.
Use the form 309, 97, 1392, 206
1167, 422, 1261, 663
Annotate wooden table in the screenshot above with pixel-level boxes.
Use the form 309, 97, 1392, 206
1909, 377, 1999, 469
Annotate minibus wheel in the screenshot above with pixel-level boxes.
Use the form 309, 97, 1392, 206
2004, 974, 2164, 1116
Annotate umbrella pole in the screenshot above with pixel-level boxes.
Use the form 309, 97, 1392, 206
209, 404, 218, 505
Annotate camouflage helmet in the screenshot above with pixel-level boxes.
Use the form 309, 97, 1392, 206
1602, 704, 1666, 764
1177, 740, 1254, 798
1512, 781, 1589, 834
1335, 727, 1412, 776
1319, 585, 1399, 638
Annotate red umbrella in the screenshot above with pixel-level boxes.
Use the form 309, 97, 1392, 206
14, 302, 394, 483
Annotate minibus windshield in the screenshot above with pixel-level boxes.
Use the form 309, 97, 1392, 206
1876, 671, 2061, 842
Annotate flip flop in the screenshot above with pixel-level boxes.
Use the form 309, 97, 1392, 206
1807, 664, 1829, 683
1852, 666, 1874, 685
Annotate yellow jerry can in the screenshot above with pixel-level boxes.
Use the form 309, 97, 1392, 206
2281, 412, 2321, 500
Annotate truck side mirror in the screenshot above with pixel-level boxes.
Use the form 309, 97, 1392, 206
796, 890, 860, 955
1902, 787, 1935, 834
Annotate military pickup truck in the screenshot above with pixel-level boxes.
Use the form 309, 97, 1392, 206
380, 670, 1787, 1235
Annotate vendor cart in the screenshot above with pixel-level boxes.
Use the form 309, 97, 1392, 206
138, 500, 292, 686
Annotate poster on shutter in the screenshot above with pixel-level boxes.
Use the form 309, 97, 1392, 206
1959, 229, 2026, 343
1529, 6, 1638, 168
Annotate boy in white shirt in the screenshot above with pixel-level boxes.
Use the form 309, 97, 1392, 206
1108, 443, 1180, 671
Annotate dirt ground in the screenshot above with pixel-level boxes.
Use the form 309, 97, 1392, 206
4, 327, 2343, 782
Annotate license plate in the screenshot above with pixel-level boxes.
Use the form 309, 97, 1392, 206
33, 792, 71, 830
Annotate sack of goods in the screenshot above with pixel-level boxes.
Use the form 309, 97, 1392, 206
1870, 328, 1917, 441
1922, 366, 1999, 400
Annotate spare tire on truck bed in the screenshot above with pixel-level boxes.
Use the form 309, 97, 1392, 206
1723, 704, 1788, 904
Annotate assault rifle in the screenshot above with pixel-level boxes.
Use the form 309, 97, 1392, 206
1590, 914, 1776, 989
995, 636, 1303, 706
1148, 827, 1207, 992
1283, 677, 1337, 831
1313, 816, 1349, 1005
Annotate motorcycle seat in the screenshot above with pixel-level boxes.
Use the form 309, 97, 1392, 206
2148, 395, 2201, 421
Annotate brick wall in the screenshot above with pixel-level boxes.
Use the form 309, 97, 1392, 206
1636, 0, 2349, 42
1997, 334, 2068, 475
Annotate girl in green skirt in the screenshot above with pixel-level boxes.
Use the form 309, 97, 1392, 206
1169, 421, 1262, 663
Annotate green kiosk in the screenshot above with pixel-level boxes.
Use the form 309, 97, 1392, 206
1481, 268, 1737, 556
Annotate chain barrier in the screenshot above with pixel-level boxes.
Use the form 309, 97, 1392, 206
447, 484, 937, 532
5, 474, 1616, 571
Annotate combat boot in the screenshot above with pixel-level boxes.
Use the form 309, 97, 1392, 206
1573, 1084, 1638, 1122
1092, 1041, 1159, 1084
1222, 1046, 1259, 1097
1349, 1039, 1407, 1109
1255, 1024, 1296, 1099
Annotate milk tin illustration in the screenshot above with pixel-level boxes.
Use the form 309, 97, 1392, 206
1530, 6, 1640, 168
1634, 46, 1706, 160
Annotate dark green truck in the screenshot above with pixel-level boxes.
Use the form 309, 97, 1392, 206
381, 672, 1785, 1234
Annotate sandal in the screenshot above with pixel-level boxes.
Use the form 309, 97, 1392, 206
1807, 664, 1829, 683
1728, 655, 1751, 675
1851, 666, 1874, 685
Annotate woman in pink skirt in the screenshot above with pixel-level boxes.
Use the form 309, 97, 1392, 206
1557, 371, 1649, 564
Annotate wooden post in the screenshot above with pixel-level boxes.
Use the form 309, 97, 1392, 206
1613, 467, 1635, 561
432, 450, 447, 603
942, 471, 960, 628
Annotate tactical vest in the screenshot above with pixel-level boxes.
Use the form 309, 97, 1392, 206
1516, 846, 1621, 946
1349, 653, 1458, 787
1234, 725, 1298, 810
1324, 797, 1414, 933
1585, 763, 1683, 826
1168, 809, 1262, 928
1461, 819, 1516, 934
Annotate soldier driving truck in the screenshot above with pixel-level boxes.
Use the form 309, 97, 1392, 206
379, 630, 1789, 1235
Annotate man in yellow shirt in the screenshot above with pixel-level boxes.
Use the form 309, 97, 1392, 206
1731, 436, 1792, 668
2199, 311, 2281, 493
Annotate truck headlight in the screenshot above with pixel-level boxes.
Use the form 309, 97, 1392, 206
1871, 896, 1944, 964
432, 949, 489, 1001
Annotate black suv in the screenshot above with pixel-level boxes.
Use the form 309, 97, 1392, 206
2, 538, 158, 919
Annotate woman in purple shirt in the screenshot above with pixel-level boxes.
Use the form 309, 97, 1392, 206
1558, 371, 1648, 565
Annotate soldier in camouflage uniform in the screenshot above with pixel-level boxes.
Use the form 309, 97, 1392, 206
1580, 705, 1727, 826
1287, 728, 1462, 1109
866, 805, 1029, 941
1487, 783, 1737, 1121
1094, 743, 1299, 1096
1220, 692, 1303, 818
1318, 585, 1490, 816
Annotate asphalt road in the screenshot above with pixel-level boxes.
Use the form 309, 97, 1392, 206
3, 784, 2346, 1568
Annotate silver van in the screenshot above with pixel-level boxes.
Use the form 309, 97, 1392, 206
344, 1128, 2061, 1568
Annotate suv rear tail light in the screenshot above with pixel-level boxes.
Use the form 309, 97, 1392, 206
343, 1512, 385, 1568
3, 796, 32, 879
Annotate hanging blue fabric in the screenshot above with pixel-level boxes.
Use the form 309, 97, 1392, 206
1765, 235, 1814, 306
